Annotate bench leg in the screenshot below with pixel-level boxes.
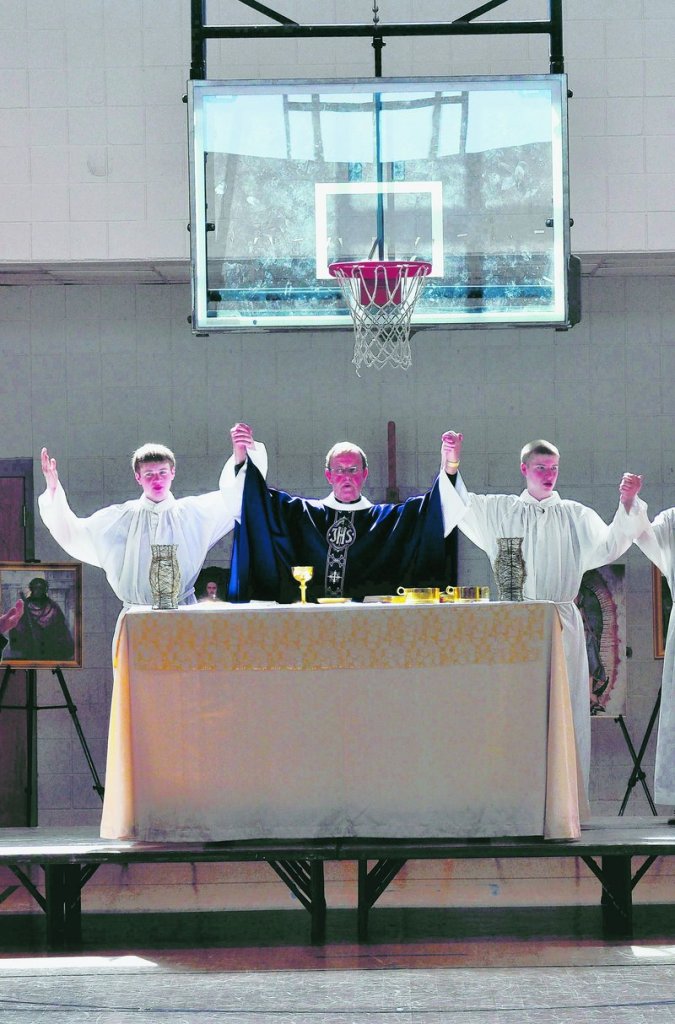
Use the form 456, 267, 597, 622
357, 858, 407, 942
44, 864, 83, 949
357, 860, 370, 942
600, 854, 633, 939
267, 859, 326, 944
309, 861, 326, 944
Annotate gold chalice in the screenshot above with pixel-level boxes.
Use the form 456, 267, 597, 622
291, 565, 314, 604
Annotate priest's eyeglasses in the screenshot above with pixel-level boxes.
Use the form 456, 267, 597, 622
328, 466, 361, 476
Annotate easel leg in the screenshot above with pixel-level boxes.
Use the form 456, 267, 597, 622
0, 665, 104, 820
617, 691, 661, 816
0, 666, 38, 825
0, 664, 13, 707
26, 669, 38, 826
52, 668, 105, 801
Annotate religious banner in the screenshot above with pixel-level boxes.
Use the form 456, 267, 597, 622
0, 562, 82, 668
576, 564, 627, 717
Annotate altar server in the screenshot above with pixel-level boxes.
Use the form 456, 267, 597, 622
438, 432, 645, 795
634, 508, 675, 808
38, 431, 267, 614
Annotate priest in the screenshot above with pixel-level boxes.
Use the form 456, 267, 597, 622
227, 425, 458, 603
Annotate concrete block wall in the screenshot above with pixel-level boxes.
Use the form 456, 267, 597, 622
1, 2, 675, 259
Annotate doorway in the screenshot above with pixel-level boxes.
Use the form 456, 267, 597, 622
0, 458, 35, 825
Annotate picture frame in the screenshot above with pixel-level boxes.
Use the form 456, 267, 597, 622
0, 562, 82, 668
652, 564, 672, 661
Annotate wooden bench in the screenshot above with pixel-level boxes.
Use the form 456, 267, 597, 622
1, 818, 673, 949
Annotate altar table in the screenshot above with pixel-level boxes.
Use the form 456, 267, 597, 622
100, 601, 583, 843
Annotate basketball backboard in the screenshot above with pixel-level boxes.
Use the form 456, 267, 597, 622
188, 76, 573, 332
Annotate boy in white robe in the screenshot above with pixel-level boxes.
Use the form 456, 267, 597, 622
439, 431, 645, 798
38, 427, 267, 615
634, 509, 675, 809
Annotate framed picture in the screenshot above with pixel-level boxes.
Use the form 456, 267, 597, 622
0, 563, 82, 668
652, 564, 672, 660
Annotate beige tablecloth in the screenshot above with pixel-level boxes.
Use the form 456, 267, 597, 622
100, 601, 583, 842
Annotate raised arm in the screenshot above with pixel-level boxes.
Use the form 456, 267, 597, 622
619, 472, 643, 512
225, 422, 267, 478
635, 507, 675, 580
218, 425, 268, 528
231, 422, 255, 465
579, 471, 649, 573
441, 431, 463, 476
38, 449, 104, 566
41, 447, 59, 497
438, 430, 471, 537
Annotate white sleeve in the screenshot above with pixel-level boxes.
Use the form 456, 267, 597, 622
635, 507, 675, 579
579, 494, 651, 572
219, 441, 268, 524
440, 473, 505, 557
438, 470, 469, 538
38, 483, 104, 567
611, 493, 650, 539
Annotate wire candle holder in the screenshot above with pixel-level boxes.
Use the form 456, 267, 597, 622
149, 544, 181, 609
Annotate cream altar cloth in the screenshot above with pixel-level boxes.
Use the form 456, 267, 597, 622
100, 601, 584, 843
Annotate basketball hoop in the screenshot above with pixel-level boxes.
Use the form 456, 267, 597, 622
328, 260, 432, 373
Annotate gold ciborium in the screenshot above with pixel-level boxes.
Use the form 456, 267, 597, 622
291, 565, 314, 604
396, 587, 440, 604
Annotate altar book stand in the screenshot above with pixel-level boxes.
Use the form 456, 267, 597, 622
0, 664, 104, 826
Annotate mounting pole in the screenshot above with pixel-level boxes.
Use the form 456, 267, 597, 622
190, 0, 207, 79
372, 2, 385, 260
371, 1, 385, 78
549, 0, 564, 74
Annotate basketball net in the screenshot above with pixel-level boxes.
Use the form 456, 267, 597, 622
328, 260, 432, 374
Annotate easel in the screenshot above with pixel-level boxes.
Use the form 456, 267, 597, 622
0, 663, 104, 826
615, 687, 662, 817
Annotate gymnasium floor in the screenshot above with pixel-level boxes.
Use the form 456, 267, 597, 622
1, 907, 673, 1023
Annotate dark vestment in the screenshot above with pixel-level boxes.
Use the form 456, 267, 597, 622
228, 459, 455, 603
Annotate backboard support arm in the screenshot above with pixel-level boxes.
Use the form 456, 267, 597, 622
190, 0, 566, 80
